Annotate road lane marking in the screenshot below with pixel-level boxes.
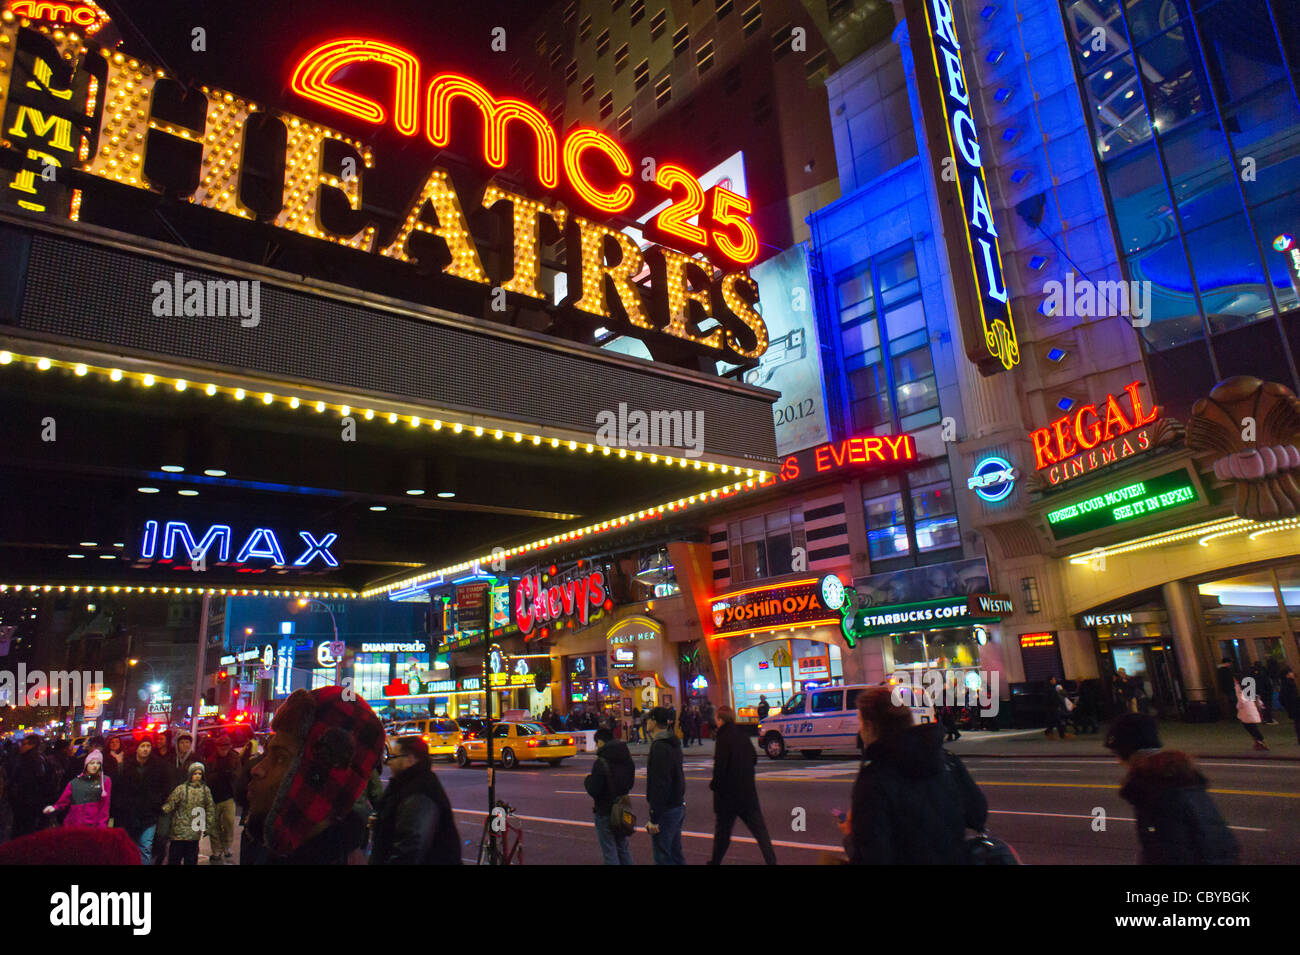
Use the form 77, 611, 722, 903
987, 809, 1267, 833
450, 808, 839, 852
978, 781, 1300, 798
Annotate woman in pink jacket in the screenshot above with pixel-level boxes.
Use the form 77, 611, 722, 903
44, 749, 111, 828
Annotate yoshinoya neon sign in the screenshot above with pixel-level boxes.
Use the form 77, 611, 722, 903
1031, 382, 1160, 486
709, 576, 844, 638
515, 566, 607, 636
138, 520, 338, 568
907, 0, 1018, 373
0, 18, 770, 365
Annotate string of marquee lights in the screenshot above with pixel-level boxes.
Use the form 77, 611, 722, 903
0, 348, 771, 478
1066, 515, 1300, 565
0, 347, 774, 598
0, 583, 358, 598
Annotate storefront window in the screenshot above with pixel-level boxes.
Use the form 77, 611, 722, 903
352, 653, 389, 703
728, 638, 842, 718
891, 627, 982, 671
727, 507, 807, 582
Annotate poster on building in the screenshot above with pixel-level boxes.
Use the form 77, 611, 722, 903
743, 244, 831, 455
853, 557, 991, 608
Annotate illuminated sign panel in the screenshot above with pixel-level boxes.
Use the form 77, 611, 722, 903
906, 0, 1017, 373
968, 456, 1016, 502
1031, 382, 1160, 486
137, 520, 337, 568
1045, 469, 1200, 539
760, 433, 916, 487
710, 577, 842, 638
0, 19, 768, 366
515, 567, 607, 636
1019, 632, 1056, 648
846, 594, 1004, 639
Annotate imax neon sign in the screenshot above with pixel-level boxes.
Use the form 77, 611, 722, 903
139, 520, 338, 568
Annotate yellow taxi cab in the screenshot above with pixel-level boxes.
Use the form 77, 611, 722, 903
389, 718, 462, 760
455, 721, 576, 769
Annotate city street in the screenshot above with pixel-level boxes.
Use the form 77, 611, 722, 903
428, 740, 1300, 865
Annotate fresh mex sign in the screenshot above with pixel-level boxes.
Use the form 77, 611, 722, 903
0, 19, 769, 365
1031, 382, 1159, 486
908, 0, 1017, 373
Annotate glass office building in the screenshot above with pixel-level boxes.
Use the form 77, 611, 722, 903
1064, 0, 1300, 416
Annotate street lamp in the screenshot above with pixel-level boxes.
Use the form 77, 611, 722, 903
298, 597, 342, 685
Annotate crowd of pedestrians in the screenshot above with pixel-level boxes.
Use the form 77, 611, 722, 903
0, 667, 1281, 866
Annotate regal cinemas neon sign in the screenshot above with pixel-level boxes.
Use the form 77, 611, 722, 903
1030, 381, 1159, 486
0, 19, 768, 363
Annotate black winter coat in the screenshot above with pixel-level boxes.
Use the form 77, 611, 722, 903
111, 755, 169, 831
584, 741, 635, 815
710, 722, 760, 815
1279, 676, 1299, 720
849, 722, 987, 865
205, 751, 241, 803
369, 764, 461, 865
645, 732, 684, 820
1119, 750, 1239, 865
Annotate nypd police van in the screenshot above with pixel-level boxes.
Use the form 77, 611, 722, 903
756, 682, 936, 759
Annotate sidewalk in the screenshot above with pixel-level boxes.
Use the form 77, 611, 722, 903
947, 719, 1300, 760
607, 720, 1300, 761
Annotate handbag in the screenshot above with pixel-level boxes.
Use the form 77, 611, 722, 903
963, 831, 1021, 865
609, 794, 636, 838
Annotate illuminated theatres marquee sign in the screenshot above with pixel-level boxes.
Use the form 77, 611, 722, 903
906, 0, 1018, 374
0, 19, 770, 364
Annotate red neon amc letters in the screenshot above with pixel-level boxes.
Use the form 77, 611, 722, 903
289, 37, 757, 262
1030, 381, 1158, 470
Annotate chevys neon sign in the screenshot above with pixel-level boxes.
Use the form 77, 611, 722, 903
138, 520, 338, 567
1031, 382, 1159, 486
0, 19, 770, 365
760, 433, 916, 486
908, 0, 1017, 373
515, 569, 607, 636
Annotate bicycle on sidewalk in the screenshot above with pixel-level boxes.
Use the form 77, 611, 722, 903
477, 799, 523, 865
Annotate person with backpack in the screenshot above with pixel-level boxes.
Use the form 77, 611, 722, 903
708, 705, 776, 865
43, 749, 111, 829
369, 736, 461, 865
583, 727, 635, 865
841, 687, 987, 864
161, 762, 217, 865
1106, 714, 1239, 864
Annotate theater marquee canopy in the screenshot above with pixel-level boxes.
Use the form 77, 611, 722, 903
0, 7, 780, 599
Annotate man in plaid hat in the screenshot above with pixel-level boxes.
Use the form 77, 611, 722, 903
243, 686, 385, 864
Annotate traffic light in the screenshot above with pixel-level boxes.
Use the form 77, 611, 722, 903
218, 670, 228, 681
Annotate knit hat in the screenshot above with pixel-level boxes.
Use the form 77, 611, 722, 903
0, 827, 141, 865
186, 761, 207, 778
1104, 713, 1162, 760
83, 749, 103, 770
262, 685, 384, 857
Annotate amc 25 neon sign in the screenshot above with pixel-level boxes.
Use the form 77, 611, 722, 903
139, 520, 338, 568
289, 38, 757, 267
